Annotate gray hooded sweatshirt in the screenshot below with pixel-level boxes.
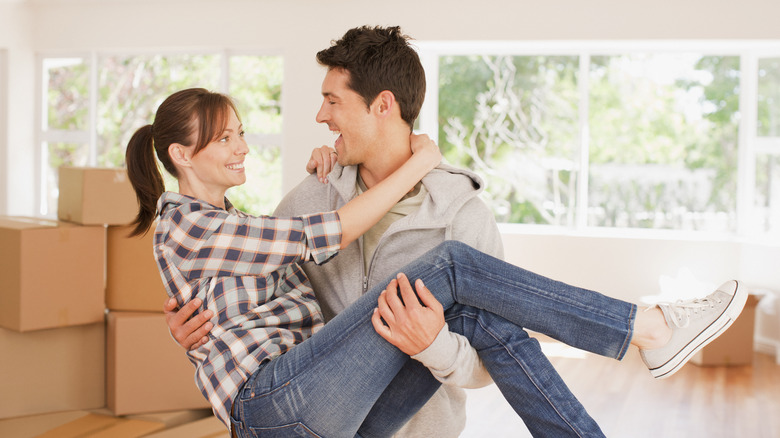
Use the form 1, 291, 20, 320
274, 162, 504, 438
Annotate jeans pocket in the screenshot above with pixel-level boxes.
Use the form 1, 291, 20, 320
248, 423, 321, 437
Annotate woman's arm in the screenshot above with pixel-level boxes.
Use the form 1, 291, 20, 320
336, 134, 440, 249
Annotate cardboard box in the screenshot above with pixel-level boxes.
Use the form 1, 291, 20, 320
0, 323, 105, 419
106, 225, 168, 312
107, 312, 211, 415
36, 413, 164, 438
58, 166, 138, 226
0, 216, 105, 331
691, 293, 760, 366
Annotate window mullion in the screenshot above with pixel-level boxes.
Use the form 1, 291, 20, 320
737, 54, 758, 237
88, 51, 98, 166
35, 54, 44, 215
576, 52, 590, 230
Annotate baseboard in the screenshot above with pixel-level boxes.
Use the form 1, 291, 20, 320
755, 335, 780, 365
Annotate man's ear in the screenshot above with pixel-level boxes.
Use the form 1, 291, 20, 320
168, 143, 191, 168
372, 90, 397, 119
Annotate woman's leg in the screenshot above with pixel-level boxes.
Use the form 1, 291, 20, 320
356, 360, 442, 437
357, 241, 634, 437
404, 241, 636, 359
233, 241, 635, 437
362, 241, 743, 434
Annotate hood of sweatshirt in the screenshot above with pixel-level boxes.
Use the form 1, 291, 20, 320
326, 161, 487, 227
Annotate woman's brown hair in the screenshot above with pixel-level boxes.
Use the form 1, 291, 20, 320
125, 88, 239, 236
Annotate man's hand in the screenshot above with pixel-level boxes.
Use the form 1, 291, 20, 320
305, 145, 338, 184
371, 273, 445, 356
163, 298, 213, 351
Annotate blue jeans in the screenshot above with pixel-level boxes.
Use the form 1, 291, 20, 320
229, 241, 636, 437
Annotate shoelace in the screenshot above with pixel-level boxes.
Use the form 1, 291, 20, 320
658, 296, 724, 329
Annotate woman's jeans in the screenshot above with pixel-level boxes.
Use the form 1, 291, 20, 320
229, 241, 636, 438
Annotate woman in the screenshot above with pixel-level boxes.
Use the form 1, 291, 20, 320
126, 88, 747, 438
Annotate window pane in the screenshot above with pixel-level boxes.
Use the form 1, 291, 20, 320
229, 56, 283, 134
438, 55, 580, 225
44, 58, 89, 131
758, 58, 780, 137
97, 54, 220, 167
755, 154, 780, 236
228, 55, 284, 214
225, 142, 282, 214
588, 54, 739, 232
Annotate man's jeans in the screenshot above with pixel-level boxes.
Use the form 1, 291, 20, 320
229, 241, 636, 437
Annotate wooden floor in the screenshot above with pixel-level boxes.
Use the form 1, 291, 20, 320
461, 337, 780, 437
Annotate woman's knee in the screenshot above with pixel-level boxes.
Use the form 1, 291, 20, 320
434, 240, 471, 260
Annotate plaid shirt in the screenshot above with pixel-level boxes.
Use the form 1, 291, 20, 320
154, 192, 342, 427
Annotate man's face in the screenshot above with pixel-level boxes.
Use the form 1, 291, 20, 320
315, 68, 378, 166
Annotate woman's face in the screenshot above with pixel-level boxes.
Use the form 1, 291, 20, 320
188, 108, 249, 198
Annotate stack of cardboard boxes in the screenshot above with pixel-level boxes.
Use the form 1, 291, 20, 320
0, 167, 227, 437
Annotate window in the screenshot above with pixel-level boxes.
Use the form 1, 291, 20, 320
437, 54, 579, 226
37, 51, 283, 218
419, 42, 780, 239
587, 54, 738, 232
755, 57, 780, 236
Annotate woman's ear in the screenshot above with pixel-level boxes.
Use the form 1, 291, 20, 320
168, 143, 191, 168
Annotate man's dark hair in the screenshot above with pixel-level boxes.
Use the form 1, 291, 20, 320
316, 25, 425, 130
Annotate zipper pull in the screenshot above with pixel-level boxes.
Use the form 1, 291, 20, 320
363, 275, 368, 293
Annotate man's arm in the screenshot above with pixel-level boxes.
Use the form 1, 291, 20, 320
373, 195, 502, 388
163, 297, 213, 350
372, 273, 493, 389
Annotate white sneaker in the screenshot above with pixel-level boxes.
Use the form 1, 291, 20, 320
640, 280, 748, 379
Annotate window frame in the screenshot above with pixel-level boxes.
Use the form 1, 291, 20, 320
34, 47, 285, 217
0, 49, 7, 216
417, 40, 780, 242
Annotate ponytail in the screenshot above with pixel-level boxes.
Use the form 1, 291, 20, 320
124, 88, 240, 236
126, 124, 165, 236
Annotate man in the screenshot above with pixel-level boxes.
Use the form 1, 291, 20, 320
166, 25, 602, 437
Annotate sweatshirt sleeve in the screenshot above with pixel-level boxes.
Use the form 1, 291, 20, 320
411, 323, 493, 388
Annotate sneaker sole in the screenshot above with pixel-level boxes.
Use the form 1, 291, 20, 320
649, 280, 748, 379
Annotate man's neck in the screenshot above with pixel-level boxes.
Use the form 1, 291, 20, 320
357, 132, 413, 189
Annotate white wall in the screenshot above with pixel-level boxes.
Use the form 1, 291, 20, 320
0, 1, 34, 216
503, 231, 750, 302
2, 0, 779, 300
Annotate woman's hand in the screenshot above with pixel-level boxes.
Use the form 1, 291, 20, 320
409, 133, 442, 173
305, 145, 339, 184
